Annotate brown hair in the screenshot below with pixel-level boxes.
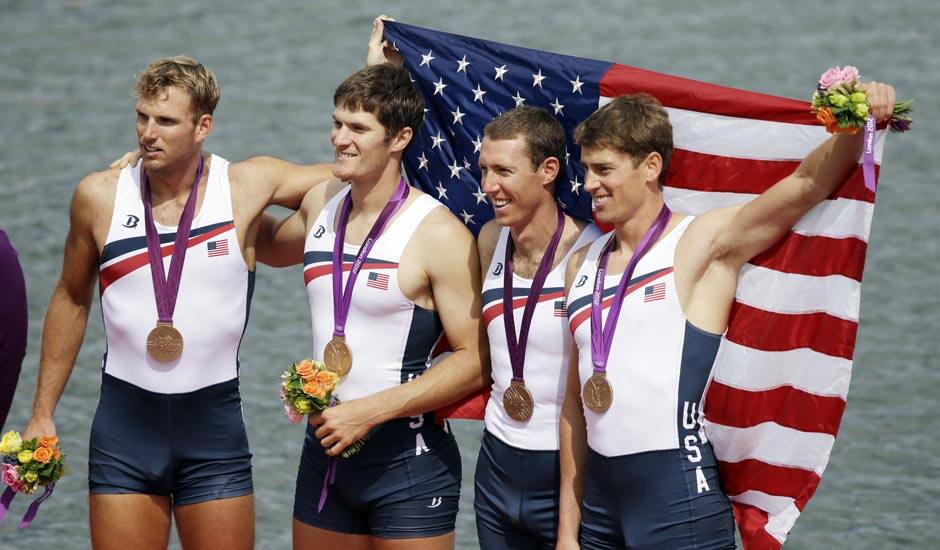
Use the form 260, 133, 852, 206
333, 64, 424, 146
573, 94, 673, 186
483, 106, 567, 188
136, 55, 220, 123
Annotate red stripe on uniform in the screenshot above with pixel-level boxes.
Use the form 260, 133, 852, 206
99, 223, 233, 293
726, 302, 857, 360
749, 233, 868, 281
481, 290, 566, 327
601, 64, 816, 125
668, 150, 877, 203
568, 268, 674, 333
706, 382, 845, 436
303, 261, 399, 286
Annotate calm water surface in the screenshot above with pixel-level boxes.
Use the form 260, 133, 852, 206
1, 0, 937, 547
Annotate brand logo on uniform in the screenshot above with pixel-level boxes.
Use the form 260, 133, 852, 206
122, 214, 140, 228
313, 225, 325, 238
492, 262, 503, 276
575, 275, 588, 288
427, 497, 443, 509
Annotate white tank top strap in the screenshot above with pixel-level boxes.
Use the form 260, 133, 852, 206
484, 227, 511, 279
203, 154, 233, 222
378, 193, 442, 261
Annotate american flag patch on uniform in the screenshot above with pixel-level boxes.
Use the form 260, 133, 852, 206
367, 272, 389, 290
644, 282, 666, 302
554, 300, 567, 317
207, 239, 229, 257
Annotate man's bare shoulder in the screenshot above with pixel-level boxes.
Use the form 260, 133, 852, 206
299, 178, 347, 220
475, 219, 501, 272
74, 168, 120, 216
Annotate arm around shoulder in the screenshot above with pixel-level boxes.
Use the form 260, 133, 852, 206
231, 156, 336, 210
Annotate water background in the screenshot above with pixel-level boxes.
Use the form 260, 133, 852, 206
1, 0, 937, 547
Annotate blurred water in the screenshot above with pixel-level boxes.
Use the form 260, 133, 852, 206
1, 0, 937, 548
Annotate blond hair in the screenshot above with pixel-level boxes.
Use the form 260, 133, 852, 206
136, 55, 220, 122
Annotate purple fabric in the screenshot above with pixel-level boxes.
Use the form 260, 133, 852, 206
19, 484, 54, 528
0, 229, 27, 430
502, 205, 565, 382
863, 114, 877, 193
0, 486, 14, 522
589, 205, 671, 372
142, 156, 205, 323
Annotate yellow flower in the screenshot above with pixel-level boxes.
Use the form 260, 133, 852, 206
17, 450, 33, 464
850, 92, 867, 104
0, 431, 22, 454
854, 103, 869, 118
828, 93, 849, 107
294, 399, 311, 414
24, 471, 38, 483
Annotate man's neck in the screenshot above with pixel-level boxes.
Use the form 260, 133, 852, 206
147, 152, 205, 202
509, 199, 560, 259
613, 194, 666, 255
348, 163, 404, 216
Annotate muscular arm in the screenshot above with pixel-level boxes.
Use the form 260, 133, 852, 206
231, 156, 335, 210
24, 174, 108, 438
557, 246, 590, 547
314, 210, 490, 456
255, 208, 307, 267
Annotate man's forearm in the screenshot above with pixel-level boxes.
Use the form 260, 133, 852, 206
795, 131, 865, 204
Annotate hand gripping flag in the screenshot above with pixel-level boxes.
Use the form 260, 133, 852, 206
382, 20, 886, 549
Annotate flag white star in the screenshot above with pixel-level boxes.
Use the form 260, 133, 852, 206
512, 91, 526, 107
435, 182, 448, 200
431, 132, 445, 150
448, 159, 464, 179
417, 152, 429, 170
494, 65, 508, 81
532, 69, 546, 88
472, 135, 482, 154
472, 186, 488, 204
570, 176, 582, 195
450, 106, 465, 125
472, 83, 487, 103
433, 77, 447, 96
463, 157, 472, 170
551, 97, 565, 115
570, 75, 584, 94
456, 55, 470, 73
460, 209, 475, 225
420, 50, 435, 68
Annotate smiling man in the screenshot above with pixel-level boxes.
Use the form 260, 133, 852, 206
257, 63, 488, 550
22, 55, 334, 549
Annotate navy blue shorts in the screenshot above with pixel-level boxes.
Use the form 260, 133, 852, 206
293, 414, 461, 539
88, 373, 253, 506
580, 446, 735, 549
474, 430, 559, 549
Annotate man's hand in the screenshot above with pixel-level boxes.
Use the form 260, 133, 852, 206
109, 150, 140, 169
366, 15, 402, 68
22, 416, 56, 441
309, 398, 379, 457
862, 81, 896, 123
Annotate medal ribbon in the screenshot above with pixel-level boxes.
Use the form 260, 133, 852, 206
503, 204, 565, 383
0, 484, 55, 528
589, 204, 671, 373
331, 178, 410, 338
142, 155, 205, 324
862, 114, 877, 193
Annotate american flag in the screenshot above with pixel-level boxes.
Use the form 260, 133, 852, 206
386, 21, 886, 549
553, 299, 567, 318
643, 282, 667, 303
207, 239, 229, 257
366, 271, 390, 290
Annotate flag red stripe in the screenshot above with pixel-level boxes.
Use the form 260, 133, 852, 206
731, 503, 783, 550
719, 459, 823, 510
726, 302, 857, 360
601, 64, 816, 125
668, 150, 877, 204
749, 233, 867, 280
706, 381, 845, 435
437, 389, 489, 420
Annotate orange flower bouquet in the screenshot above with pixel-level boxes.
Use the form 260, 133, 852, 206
1, 431, 66, 527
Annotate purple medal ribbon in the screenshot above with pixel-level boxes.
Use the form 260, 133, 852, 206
503, 205, 566, 383
331, 178, 410, 338
142, 155, 205, 324
862, 114, 877, 193
0, 484, 55, 528
590, 204, 671, 373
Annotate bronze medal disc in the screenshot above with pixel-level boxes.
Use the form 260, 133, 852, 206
323, 337, 353, 377
582, 373, 613, 414
147, 323, 183, 362
503, 381, 535, 422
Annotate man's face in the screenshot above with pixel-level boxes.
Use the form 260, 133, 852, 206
479, 136, 552, 228
135, 86, 204, 172
580, 145, 650, 225
330, 107, 396, 183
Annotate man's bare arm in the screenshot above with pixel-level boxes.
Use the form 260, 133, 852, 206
24, 174, 108, 439
230, 156, 335, 210
313, 209, 490, 456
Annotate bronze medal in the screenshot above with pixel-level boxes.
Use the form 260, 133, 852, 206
323, 336, 352, 377
582, 372, 613, 414
503, 380, 535, 422
147, 322, 184, 362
